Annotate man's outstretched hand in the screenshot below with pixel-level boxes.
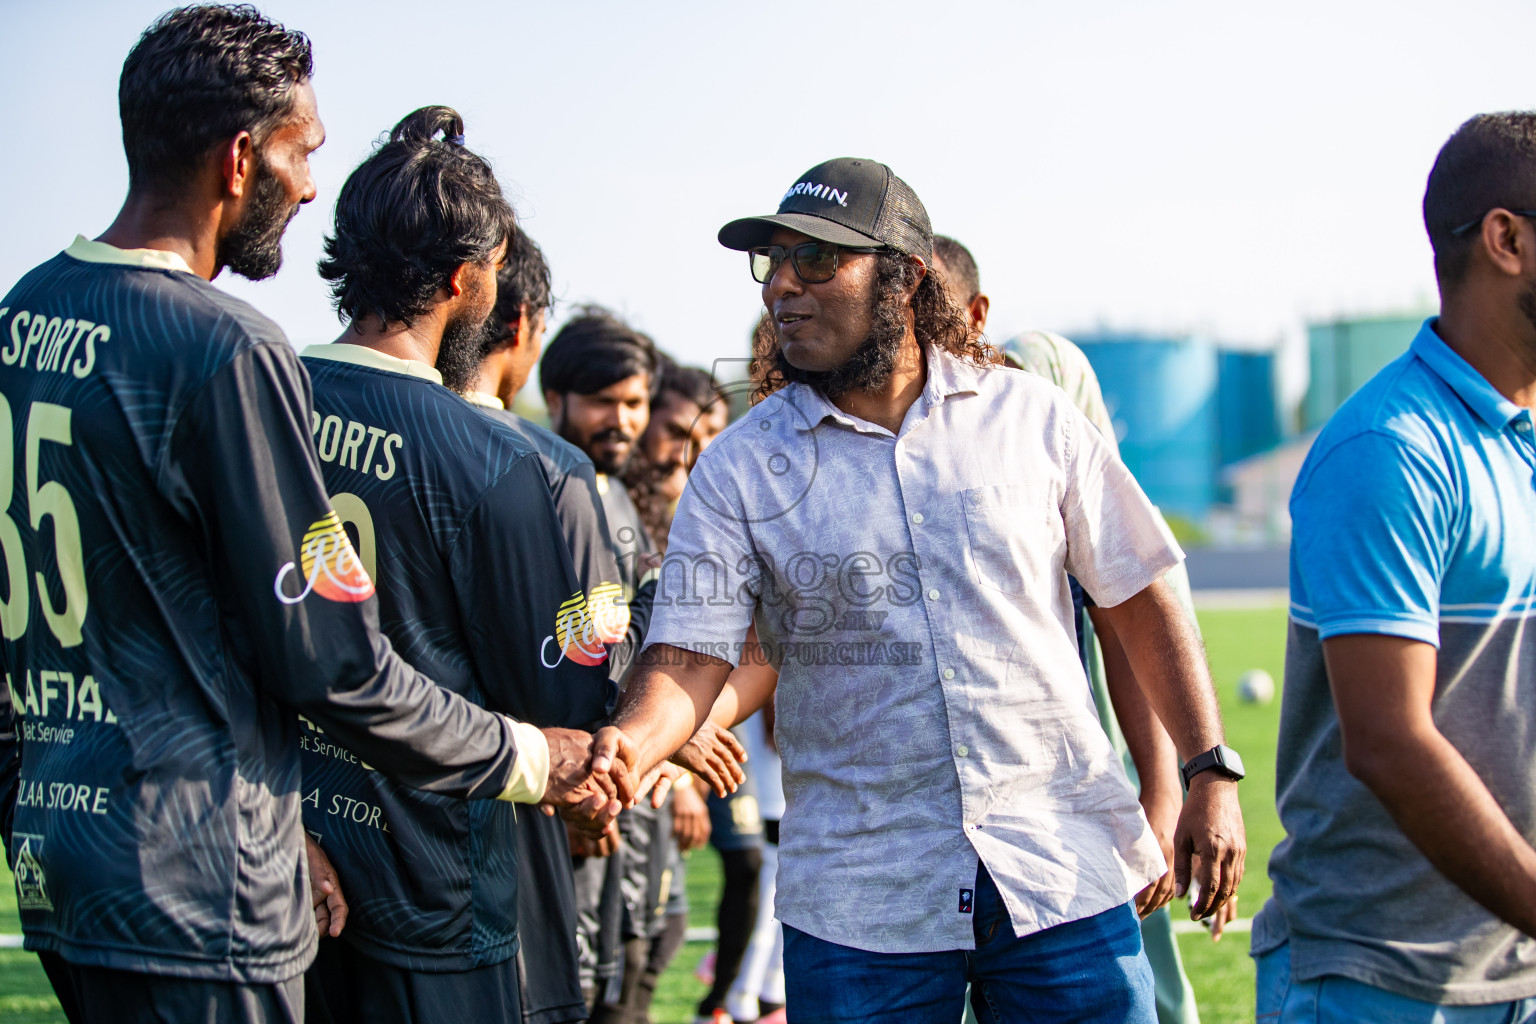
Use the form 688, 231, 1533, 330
1173, 774, 1246, 921
540, 727, 623, 838
669, 721, 746, 798
305, 834, 347, 938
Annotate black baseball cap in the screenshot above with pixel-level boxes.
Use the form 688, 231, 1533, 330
718, 157, 933, 263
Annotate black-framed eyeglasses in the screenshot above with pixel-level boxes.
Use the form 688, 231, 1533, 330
748, 242, 883, 284
1450, 209, 1536, 237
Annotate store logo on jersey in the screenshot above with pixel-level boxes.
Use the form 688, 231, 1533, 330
273, 511, 376, 605
14, 833, 52, 911
541, 582, 629, 668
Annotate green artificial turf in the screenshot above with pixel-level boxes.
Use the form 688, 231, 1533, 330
0, 602, 1289, 1023
1197, 602, 1289, 924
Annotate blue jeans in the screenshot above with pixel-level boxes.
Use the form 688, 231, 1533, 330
782, 864, 1155, 1023
1256, 941, 1536, 1023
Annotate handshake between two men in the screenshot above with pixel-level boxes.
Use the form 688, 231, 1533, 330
538, 719, 749, 838
306, 718, 747, 940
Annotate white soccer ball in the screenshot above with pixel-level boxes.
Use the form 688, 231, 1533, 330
1237, 669, 1275, 705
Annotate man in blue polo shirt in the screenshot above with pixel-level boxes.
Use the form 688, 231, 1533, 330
1253, 112, 1536, 1018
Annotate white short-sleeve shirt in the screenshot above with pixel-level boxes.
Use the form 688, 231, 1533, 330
644, 346, 1182, 953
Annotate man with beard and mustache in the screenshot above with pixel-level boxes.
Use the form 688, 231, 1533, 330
616, 358, 760, 1024
538, 311, 684, 1024
463, 225, 611, 1024
624, 356, 731, 552
0, 11, 619, 1024
464, 231, 655, 1024
592, 158, 1246, 1023
1251, 114, 1536, 1019
298, 106, 618, 1024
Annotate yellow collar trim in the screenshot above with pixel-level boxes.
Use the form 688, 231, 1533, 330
465, 391, 505, 409
65, 235, 194, 275
301, 343, 443, 385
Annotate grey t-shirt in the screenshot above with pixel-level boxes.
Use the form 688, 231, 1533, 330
1253, 325, 1536, 1004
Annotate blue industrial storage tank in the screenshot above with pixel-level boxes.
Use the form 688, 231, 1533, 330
1074, 332, 1218, 517
1217, 350, 1281, 466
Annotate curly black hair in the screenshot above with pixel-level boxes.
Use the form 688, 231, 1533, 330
481, 225, 554, 359
319, 106, 515, 328
119, 4, 312, 191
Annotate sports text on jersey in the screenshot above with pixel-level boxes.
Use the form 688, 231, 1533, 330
310, 410, 403, 480
0, 307, 110, 379
274, 510, 376, 605
781, 181, 850, 207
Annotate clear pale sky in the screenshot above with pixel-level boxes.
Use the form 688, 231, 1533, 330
5, 0, 1535, 408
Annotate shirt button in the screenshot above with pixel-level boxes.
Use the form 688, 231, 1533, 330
942, 668, 956, 680
1517, 420, 1533, 433
911, 512, 925, 525
927, 588, 941, 601
957, 745, 969, 757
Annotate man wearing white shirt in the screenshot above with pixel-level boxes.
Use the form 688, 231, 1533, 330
595, 158, 1245, 1023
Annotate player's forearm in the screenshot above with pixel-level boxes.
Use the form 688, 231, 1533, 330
711, 662, 778, 730
293, 652, 520, 801
612, 644, 731, 778
1348, 725, 1536, 937
1089, 606, 1182, 808
1096, 578, 1225, 760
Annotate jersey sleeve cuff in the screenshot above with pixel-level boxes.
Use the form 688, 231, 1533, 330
498, 719, 550, 803
1315, 615, 1440, 647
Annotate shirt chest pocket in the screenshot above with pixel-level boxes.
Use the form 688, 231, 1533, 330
959, 484, 1065, 598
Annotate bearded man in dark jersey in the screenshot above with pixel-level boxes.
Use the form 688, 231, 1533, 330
538, 312, 680, 1023
0, 10, 618, 1024
465, 230, 632, 1024
468, 239, 743, 1024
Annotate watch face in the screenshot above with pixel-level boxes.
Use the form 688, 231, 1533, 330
1217, 745, 1246, 779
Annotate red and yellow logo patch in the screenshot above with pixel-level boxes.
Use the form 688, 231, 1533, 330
542, 582, 629, 667
274, 511, 376, 605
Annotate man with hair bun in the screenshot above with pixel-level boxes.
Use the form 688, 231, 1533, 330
1254, 111, 1536, 1019
0, 12, 580, 1024
299, 106, 621, 1024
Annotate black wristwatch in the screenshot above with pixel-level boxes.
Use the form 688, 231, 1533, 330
1180, 745, 1245, 789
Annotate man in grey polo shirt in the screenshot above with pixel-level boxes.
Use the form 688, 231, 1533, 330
1252, 113, 1536, 1019
593, 158, 1245, 1023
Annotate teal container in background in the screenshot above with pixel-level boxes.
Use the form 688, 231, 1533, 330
1302, 313, 1428, 431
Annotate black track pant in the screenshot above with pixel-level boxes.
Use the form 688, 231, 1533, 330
698, 846, 763, 1015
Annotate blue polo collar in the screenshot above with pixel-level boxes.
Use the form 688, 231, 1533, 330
1412, 319, 1527, 433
